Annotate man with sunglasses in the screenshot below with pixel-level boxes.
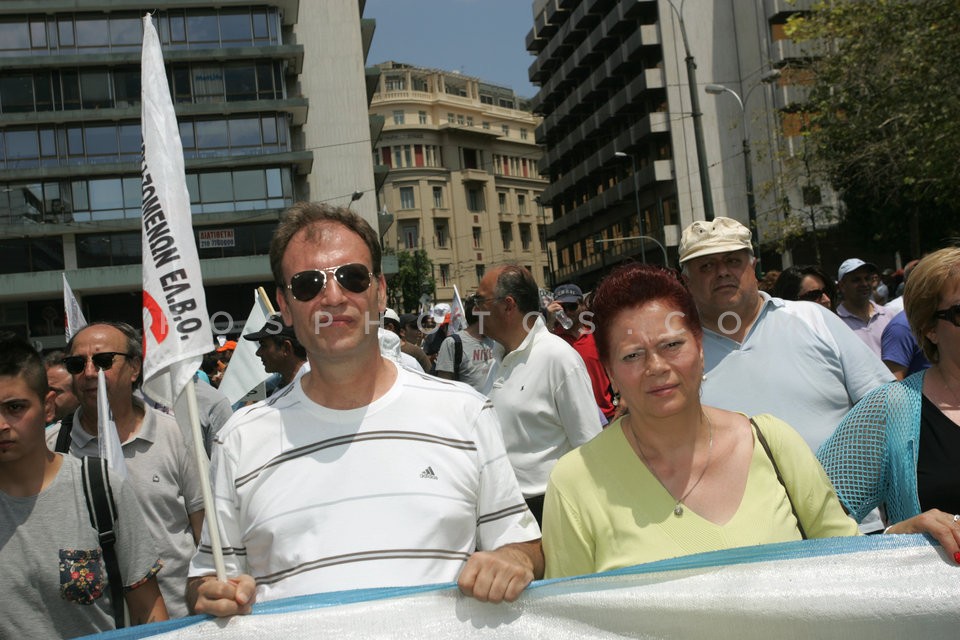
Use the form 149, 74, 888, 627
545, 283, 616, 422
188, 203, 542, 617
57, 322, 205, 618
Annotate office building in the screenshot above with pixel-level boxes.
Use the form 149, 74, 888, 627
370, 61, 553, 304
0, 0, 379, 347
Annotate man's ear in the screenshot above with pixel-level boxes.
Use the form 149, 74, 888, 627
276, 287, 294, 326
43, 390, 56, 425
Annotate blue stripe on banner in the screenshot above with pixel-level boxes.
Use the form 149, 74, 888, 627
83, 534, 939, 639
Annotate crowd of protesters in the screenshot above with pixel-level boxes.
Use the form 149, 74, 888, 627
2, 207, 958, 638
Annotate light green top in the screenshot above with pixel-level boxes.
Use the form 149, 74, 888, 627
543, 414, 859, 578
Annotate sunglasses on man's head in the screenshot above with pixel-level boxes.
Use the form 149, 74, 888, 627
62, 352, 131, 375
934, 304, 960, 327
798, 289, 828, 302
285, 263, 373, 302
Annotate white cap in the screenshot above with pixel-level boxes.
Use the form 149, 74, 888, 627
382, 308, 400, 324
837, 258, 878, 282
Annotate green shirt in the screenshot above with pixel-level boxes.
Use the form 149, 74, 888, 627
543, 414, 859, 578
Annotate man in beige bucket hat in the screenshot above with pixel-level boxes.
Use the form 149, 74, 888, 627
677, 218, 892, 474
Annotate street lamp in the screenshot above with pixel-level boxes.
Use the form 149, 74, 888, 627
664, 0, 715, 221
348, 190, 363, 209
535, 196, 556, 288
704, 69, 781, 258
614, 151, 646, 264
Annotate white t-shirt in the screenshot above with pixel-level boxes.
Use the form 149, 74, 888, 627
435, 329, 495, 391
190, 361, 539, 602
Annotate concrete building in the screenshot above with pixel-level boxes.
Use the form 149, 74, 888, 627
526, 0, 829, 285
370, 62, 553, 306
0, 0, 379, 347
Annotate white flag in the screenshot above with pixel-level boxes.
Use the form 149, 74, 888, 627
218, 290, 272, 405
140, 14, 213, 407
63, 273, 87, 341
449, 285, 468, 333
97, 369, 128, 479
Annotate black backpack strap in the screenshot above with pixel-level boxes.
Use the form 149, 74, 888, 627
751, 418, 808, 540
452, 333, 463, 381
54, 412, 74, 453
81, 456, 125, 629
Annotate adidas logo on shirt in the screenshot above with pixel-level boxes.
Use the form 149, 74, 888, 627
419, 466, 438, 480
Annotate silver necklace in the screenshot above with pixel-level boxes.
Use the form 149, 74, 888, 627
629, 412, 715, 517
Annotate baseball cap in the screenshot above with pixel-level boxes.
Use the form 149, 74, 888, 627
431, 303, 451, 324
216, 340, 237, 353
382, 308, 400, 326
399, 313, 419, 328
678, 217, 753, 265
553, 284, 583, 303
837, 258, 878, 282
243, 313, 297, 341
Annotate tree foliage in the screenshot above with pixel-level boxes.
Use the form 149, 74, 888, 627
386, 249, 435, 313
786, 0, 960, 257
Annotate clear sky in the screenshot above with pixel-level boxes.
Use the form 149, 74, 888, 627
365, 0, 539, 99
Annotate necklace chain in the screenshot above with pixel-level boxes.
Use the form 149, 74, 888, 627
629, 412, 715, 517
938, 368, 960, 407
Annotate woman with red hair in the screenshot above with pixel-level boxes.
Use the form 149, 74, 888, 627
542, 263, 859, 577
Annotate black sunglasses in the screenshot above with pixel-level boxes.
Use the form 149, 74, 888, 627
62, 352, 131, 375
934, 304, 960, 327
798, 289, 828, 302
286, 263, 373, 302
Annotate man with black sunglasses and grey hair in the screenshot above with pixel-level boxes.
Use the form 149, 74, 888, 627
188, 202, 543, 618
57, 321, 205, 618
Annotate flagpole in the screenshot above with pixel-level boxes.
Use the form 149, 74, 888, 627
184, 379, 227, 582
257, 286, 276, 315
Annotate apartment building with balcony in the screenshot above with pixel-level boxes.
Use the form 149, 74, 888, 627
526, 0, 833, 284
0, 0, 379, 347
370, 62, 553, 304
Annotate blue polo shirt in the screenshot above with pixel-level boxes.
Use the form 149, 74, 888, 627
701, 293, 895, 450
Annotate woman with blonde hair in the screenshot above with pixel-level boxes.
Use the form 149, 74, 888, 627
819, 248, 960, 561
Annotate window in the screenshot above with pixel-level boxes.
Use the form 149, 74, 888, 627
432, 186, 444, 208
500, 223, 513, 251
501, 125, 509, 137
539, 224, 548, 250
385, 74, 405, 91
439, 264, 450, 287
482, 122, 490, 130
392, 110, 405, 125
434, 220, 448, 248
517, 194, 526, 215
399, 186, 415, 209
401, 222, 419, 250
472, 227, 482, 249
520, 128, 528, 140
466, 187, 484, 212
520, 224, 532, 250
466, 116, 473, 127
447, 112, 455, 124
457, 114, 465, 125
475, 264, 485, 283
480, 94, 494, 105
498, 192, 507, 212
418, 110, 427, 124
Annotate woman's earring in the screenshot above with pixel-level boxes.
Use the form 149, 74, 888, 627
702, 373, 707, 382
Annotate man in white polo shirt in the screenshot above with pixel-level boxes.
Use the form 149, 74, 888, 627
476, 265, 602, 525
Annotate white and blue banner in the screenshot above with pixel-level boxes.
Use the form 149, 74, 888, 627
85, 535, 959, 639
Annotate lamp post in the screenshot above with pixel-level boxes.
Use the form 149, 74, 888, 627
614, 151, 646, 264
704, 69, 781, 258
535, 196, 556, 288
665, 0, 715, 221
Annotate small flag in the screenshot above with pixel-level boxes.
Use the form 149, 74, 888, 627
450, 285, 468, 333
218, 289, 273, 405
63, 273, 87, 341
140, 13, 213, 407
97, 369, 128, 479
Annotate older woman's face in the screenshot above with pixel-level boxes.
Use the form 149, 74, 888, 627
927, 278, 960, 364
798, 274, 832, 309
604, 299, 703, 421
